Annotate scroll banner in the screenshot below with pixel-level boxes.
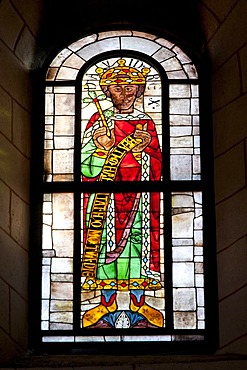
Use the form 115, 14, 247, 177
81, 132, 142, 278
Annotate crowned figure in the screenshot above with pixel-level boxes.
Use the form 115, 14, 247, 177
81, 59, 163, 328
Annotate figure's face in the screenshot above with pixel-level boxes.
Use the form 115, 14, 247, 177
108, 84, 139, 112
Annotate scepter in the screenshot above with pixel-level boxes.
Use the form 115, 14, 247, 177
83, 90, 113, 137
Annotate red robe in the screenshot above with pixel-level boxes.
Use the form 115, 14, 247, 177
82, 112, 162, 273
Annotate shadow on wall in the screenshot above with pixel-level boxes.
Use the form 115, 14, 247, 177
34, 0, 204, 69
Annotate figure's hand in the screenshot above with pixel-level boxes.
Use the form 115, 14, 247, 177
132, 123, 151, 152
93, 125, 115, 151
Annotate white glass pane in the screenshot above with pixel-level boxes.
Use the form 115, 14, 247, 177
172, 247, 193, 262
54, 136, 74, 149
171, 136, 193, 148
42, 266, 50, 299
56, 67, 79, 80
53, 194, 73, 229
170, 126, 192, 137
191, 98, 199, 114
53, 149, 73, 175
169, 85, 191, 98
174, 312, 196, 329
51, 282, 73, 300
50, 300, 73, 311
172, 192, 205, 330
197, 288, 205, 306
63, 54, 85, 69
42, 334, 204, 343
173, 288, 196, 311
50, 312, 73, 323
183, 63, 198, 78
170, 114, 192, 126
171, 155, 192, 180
198, 321, 205, 329
41, 321, 49, 330
132, 30, 157, 40
161, 57, 181, 71
42, 224, 52, 249
152, 47, 176, 63
53, 230, 73, 257
41, 193, 74, 330
191, 85, 199, 97
166, 70, 187, 79
68, 34, 97, 52
99, 30, 132, 39
121, 36, 160, 55
42, 336, 75, 342
77, 38, 120, 60
170, 99, 190, 115
51, 258, 73, 273
173, 263, 195, 287
45, 92, 54, 115
54, 116, 74, 136
156, 37, 175, 48
50, 48, 72, 67
173, 46, 192, 63
55, 94, 75, 115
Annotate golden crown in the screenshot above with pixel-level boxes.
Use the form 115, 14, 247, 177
96, 59, 150, 86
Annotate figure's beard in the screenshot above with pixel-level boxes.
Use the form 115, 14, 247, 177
113, 98, 134, 113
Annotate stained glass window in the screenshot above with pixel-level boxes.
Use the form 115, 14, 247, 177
36, 30, 215, 349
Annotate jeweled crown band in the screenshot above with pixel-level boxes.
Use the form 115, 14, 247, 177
96, 58, 150, 86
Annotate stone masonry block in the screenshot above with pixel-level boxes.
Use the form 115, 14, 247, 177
199, 3, 219, 42
212, 54, 241, 111
0, 86, 12, 140
0, 133, 30, 202
219, 286, 247, 350
217, 237, 247, 300
208, 0, 247, 70
0, 180, 10, 233
11, 192, 29, 250
13, 101, 31, 158
0, 229, 28, 299
0, 0, 23, 50
214, 142, 245, 203
11, 0, 45, 39
0, 277, 9, 333
0, 327, 22, 365
10, 289, 28, 349
216, 188, 247, 252
15, 26, 36, 69
0, 40, 32, 110
239, 43, 247, 93
201, 0, 239, 22
218, 334, 247, 355
213, 94, 247, 156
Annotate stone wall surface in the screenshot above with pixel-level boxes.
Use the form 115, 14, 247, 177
199, 0, 247, 354
0, 0, 44, 364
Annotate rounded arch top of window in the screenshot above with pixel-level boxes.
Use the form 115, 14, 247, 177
46, 30, 198, 81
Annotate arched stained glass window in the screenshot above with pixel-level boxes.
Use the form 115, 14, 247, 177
34, 30, 216, 350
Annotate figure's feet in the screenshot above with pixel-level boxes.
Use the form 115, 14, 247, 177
82, 296, 117, 328
130, 296, 164, 328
